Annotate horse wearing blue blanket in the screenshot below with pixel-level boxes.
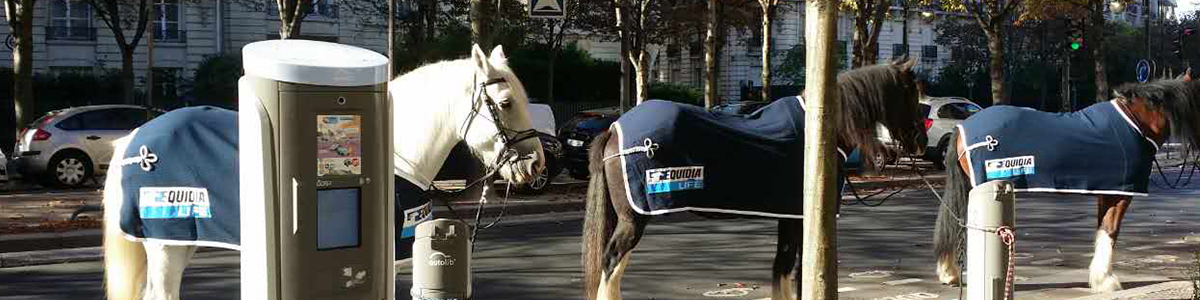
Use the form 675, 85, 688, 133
581, 58, 928, 300
935, 70, 1200, 292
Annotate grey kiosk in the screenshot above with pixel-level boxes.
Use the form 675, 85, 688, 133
238, 40, 394, 300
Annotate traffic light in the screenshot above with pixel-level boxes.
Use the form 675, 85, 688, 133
1067, 19, 1084, 52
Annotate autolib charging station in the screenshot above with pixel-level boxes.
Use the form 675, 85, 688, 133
238, 39, 394, 300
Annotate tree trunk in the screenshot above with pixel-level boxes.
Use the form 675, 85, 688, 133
802, 0, 840, 299
7, 0, 35, 149
632, 51, 650, 103
984, 24, 1008, 105
470, 0, 490, 49
852, 13, 869, 68
277, 0, 305, 39
760, 2, 775, 101
121, 48, 136, 104
704, 0, 719, 108
615, 0, 631, 112
1090, 2, 1109, 102
547, 50, 558, 101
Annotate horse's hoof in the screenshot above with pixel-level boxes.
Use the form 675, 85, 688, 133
936, 259, 960, 285
1089, 274, 1122, 293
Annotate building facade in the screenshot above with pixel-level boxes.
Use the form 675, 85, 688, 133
0, 0, 387, 100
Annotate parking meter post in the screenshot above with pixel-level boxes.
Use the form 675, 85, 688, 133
239, 40, 392, 300
966, 180, 1016, 300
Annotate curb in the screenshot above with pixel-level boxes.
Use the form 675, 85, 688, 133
0, 176, 937, 268
1065, 281, 1190, 300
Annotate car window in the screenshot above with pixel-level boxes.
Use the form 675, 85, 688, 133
117, 108, 156, 129
65, 109, 136, 130
937, 103, 978, 120
957, 103, 982, 117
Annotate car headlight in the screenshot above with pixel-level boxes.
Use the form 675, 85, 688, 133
567, 139, 584, 147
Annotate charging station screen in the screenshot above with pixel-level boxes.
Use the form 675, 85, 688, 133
316, 188, 361, 250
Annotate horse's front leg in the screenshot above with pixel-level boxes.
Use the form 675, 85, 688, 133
1089, 195, 1132, 293
142, 243, 198, 300
772, 219, 801, 300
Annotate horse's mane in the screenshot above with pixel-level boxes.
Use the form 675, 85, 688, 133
833, 63, 919, 156
1114, 77, 1200, 150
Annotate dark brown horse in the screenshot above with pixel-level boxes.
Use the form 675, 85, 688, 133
934, 70, 1200, 293
582, 58, 926, 300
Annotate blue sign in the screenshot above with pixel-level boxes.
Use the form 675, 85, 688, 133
529, 0, 565, 18
1137, 59, 1151, 83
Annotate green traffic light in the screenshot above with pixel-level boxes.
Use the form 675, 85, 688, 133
1070, 42, 1081, 50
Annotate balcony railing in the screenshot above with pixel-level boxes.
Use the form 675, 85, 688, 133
46, 26, 96, 41
154, 29, 187, 43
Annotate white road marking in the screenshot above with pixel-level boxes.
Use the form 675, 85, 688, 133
838, 287, 858, 292
1128, 245, 1156, 251
849, 270, 893, 279
1030, 258, 1064, 265
882, 278, 922, 286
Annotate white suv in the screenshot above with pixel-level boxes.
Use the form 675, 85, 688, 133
919, 97, 982, 167
12, 105, 163, 187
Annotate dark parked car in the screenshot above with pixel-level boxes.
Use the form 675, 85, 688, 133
710, 100, 771, 115
558, 106, 621, 180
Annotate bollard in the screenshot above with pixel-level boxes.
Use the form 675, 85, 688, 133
412, 218, 472, 300
966, 180, 1016, 300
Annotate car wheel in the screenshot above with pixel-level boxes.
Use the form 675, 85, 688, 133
930, 138, 951, 170
517, 171, 551, 195
46, 152, 92, 188
871, 151, 896, 168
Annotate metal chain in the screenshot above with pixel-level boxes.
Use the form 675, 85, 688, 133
998, 226, 1016, 300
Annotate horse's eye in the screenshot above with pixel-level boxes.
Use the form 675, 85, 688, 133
499, 99, 513, 109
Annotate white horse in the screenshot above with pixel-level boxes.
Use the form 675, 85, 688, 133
102, 44, 545, 300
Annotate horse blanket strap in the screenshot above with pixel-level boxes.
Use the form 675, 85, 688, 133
960, 101, 1156, 196
614, 97, 844, 219
118, 106, 242, 250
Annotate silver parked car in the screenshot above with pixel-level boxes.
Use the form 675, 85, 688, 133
12, 105, 164, 187
919, 96, 982, 167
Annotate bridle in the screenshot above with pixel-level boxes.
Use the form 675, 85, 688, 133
432, 74, 540, 195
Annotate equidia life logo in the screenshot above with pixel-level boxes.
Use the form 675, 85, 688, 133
428, 251, 456, 267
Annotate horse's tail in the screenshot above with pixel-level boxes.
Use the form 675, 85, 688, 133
933, 129, 970, 284
582, 130, 615, 300
104, 134, 147, 300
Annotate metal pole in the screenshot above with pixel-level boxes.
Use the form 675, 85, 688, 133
966, 180, 1016, 300
1146, 0, 1152, 60
389, 0, 394, 81
801, 0, 839, 299
146, 3, 155, 111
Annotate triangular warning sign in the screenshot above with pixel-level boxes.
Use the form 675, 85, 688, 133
532, 0, 562, 12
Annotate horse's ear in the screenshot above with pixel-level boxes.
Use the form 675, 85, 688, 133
1181, 68, 1192, 82
891, 54, 909, 66
489, 45, 509, 66
893, 55, 916, 71
471, 44, 493, 76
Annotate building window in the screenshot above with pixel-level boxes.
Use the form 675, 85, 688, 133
921, 45, 938, 71
837, 40, 848, 70
153, 0, 185, 43
892, 43, 907, 59
48, 0, 94, 41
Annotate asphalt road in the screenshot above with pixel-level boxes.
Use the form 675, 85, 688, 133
3, 171, 1200, 300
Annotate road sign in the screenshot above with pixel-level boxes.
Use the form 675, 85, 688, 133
529, 0, 565, 19
1137, 59, 1151, 83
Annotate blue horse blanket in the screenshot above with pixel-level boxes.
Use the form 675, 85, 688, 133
117, 106, 432, 258
613, 98, 843, 219
959, 101, 1157, 196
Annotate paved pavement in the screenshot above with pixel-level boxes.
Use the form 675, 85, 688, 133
3, 151, 1199, 299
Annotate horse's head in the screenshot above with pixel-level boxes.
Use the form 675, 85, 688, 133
459, 44, 546, 185
835, 56, 926, 162
1113, 68, 1200, 149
